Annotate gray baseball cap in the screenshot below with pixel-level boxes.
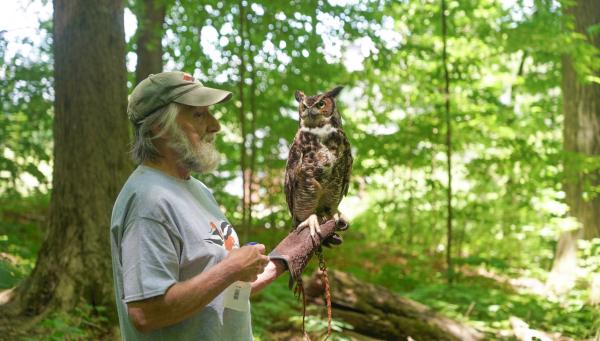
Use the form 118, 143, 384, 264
127, 71, 232, 123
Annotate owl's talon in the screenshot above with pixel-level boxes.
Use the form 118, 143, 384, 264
298, 214, 320, 240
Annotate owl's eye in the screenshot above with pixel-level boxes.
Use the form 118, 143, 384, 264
316, 100, 325, 109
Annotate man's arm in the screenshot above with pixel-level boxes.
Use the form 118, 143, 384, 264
250, 259, 287, 295
127, 245, 268, 333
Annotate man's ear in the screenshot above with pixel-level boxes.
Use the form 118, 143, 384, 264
295, 90, 305, 103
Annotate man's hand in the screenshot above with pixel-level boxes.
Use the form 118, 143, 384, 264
127, 244, 268, 333
224, 244, 269, 282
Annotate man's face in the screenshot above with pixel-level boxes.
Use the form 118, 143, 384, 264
166, 105, 222, 173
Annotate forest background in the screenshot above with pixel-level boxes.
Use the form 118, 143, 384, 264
0, 0, 599, 340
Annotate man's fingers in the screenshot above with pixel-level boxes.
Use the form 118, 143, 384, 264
254, 254, 269, 269
253, 256, 269, 275
253, 244, 266, 254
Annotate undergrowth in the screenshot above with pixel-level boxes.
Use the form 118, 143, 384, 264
1, 196, 598, 339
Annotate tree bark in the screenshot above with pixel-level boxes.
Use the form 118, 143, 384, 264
550, 0, 600, 294
248, 50, 257, 232
441, 0, 454, 284
0, 0, 130, 335
304, 270, 484, 341
238, 0, 250, 241
562, 0, 600, 240
133, 0, 167, 84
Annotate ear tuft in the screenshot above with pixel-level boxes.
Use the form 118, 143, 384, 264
295, 90, 305, 103
326, 86, 344, 98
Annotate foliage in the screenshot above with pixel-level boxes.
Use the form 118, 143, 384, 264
408, 277, 596, 338
0, 195, 47, 289
288, 315, 354, 341
578, 238, 600, 276
251, 275, 300, 336
0, 20, 53, 197
23, 305, 112, 341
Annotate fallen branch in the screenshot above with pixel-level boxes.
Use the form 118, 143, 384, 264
304, 270, 484, 341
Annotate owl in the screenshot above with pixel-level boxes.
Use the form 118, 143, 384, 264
285, 86, 353, 238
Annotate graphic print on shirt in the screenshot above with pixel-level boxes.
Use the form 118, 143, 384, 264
206, 221, 239, 251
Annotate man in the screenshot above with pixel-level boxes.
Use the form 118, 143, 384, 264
110, 71, 288, 340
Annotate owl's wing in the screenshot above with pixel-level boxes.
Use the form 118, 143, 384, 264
284, 138, 303, 218
341, 137, 353, 197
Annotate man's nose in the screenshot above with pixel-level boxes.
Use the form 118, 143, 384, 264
207, 113, 221, 133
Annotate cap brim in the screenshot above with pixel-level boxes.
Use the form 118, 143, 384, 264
174, 85, 232, 107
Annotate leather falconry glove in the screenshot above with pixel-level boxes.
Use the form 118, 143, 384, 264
269, 219, 349, 289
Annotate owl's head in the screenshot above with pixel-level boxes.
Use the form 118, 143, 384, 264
295, 86, 343, 128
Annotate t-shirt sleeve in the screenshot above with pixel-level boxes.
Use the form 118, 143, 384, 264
121, 216, 181, 303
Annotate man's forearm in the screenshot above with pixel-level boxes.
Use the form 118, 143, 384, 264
127, 260, 238, 333
251, 259, 287, 295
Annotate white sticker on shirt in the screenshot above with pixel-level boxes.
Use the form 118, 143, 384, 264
223, 281, 251, 312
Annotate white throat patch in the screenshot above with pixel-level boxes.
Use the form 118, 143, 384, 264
300, 124, 337, 138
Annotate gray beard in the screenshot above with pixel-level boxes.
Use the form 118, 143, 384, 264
166, 124, 221, 174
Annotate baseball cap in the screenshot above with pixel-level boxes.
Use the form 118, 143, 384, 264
127, 71, 232, 123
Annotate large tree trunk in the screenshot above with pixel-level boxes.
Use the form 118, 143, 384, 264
550, 0, 600, 294
562, 0, 600, 240
0, 0, 130, 335
133, 0, 167, 84
305, 270, 484, 341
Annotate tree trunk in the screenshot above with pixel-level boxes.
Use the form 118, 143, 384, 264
238, 0, 250, 241
133, 0, 167, 84
562, 0, 600, 240
550, 0, 600, 294
248, 52, 257, 232
441, 0, 454, 284
548, 229, 582, 294
304, 270, 484, 341
407, 162, 415, 249
0, 0, 130, 335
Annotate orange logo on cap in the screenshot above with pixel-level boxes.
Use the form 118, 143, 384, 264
183, 74, 194, 82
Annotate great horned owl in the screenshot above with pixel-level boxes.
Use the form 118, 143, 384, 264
285, 86, 353, 237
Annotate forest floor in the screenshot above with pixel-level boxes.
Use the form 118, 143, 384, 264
0, 196, 597, 340
251, 230, 598, 340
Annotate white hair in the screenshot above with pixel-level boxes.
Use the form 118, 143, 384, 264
130, 103, 180, 164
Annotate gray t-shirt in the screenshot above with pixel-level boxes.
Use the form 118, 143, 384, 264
110, 165, 252, 340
